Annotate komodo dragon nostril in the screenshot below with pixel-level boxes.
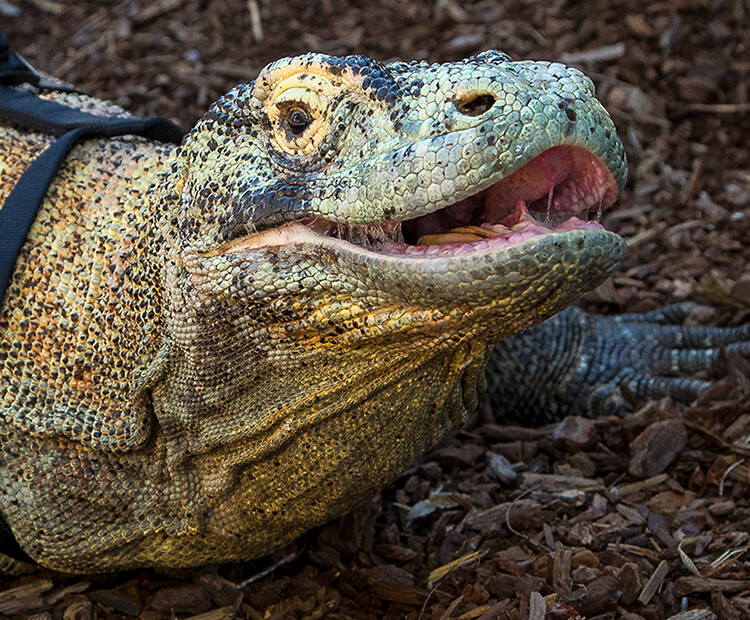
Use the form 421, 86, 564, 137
455, 93, 497, 116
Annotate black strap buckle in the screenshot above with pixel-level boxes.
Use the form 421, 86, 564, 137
0, 48, 40, 87
1, 24, 39, 86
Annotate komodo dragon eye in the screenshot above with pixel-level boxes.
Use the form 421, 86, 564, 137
285, 105, 312, 135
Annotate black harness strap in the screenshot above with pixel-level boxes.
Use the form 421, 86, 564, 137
0, 85, 187, 140
0, 27, 185, 565
0, 84, 185, 302
0, 91, 185, 299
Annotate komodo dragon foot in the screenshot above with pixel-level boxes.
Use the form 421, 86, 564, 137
486, 303, 750, 424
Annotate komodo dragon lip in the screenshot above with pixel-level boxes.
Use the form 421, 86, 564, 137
220, 144, 619, 258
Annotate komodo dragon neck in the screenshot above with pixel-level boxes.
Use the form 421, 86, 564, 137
0, 52, 627, 571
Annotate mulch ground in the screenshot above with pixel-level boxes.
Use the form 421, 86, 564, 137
2, 0, 750, 618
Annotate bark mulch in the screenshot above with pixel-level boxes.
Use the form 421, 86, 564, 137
2, 0, 750, 618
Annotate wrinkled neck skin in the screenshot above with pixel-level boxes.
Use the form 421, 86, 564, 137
127, 156, 503, 569
148, 142, 610, 567
153, 147, 504, 495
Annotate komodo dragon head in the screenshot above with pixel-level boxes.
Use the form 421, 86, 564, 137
148, 51, 627, 564
0, 50, 627, 570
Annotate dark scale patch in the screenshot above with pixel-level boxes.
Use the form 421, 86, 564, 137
466, 50, 512, 65
320, 54, 388, 80
218, 179, 311, 240
382, 206, 396, 219
557, 99, 579, 123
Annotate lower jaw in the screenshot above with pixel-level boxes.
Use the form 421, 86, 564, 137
216, 216, 609, 263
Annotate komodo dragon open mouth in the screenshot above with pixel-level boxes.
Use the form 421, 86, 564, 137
221, 145, 618, 259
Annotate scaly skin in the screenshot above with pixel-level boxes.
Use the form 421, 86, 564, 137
0, 52, 627, 571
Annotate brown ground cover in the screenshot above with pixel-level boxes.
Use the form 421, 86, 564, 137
2, 0, 750, 617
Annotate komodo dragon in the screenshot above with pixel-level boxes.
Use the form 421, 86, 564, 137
1, 49, 748, 573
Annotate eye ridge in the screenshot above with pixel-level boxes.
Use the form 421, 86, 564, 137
285, 105, 312, 135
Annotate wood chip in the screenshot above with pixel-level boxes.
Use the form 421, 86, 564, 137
613, 543, 662, 562
710, 590, 742, 620
665, 611, 717, 620
132, 0, 187, 26
638, 560, 670, 605
438, 595, 463, 620
553, 416, 598, 451
616, 502, 648, 524
684, 102, 750, 114
475, 601, 510, 620
561, 575, 618, 616
464, 499, 540, 531
28, 0, 65, 14
479, 424, 544, 441
520, 473, 604, 490
542, 522, 555, 549
552, 542, 572, 597
62, 597, 92, 620
45, 581, 92, 606
560, 42, 625, 63
0, 580, 54, 615
629, 420, 688, 478
456, 605, 492, 619
485, 452, 518, 484
88, 589, 142, 617
364, 565, 428, 605
528, 592, 545, 620
184, 607, 239, 620
150, 584, 210, 615
428, 551, 485, 586
674, 576, 750, 596
246, 0, 263, 42
618, 562, 643, 606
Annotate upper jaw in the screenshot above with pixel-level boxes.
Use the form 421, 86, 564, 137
217, 143, 621, 261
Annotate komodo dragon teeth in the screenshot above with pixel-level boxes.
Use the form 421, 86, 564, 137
418, 224, 523, 246
0, 49, 629, 571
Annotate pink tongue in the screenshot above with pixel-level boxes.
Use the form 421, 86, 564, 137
484, 147, 575, 223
